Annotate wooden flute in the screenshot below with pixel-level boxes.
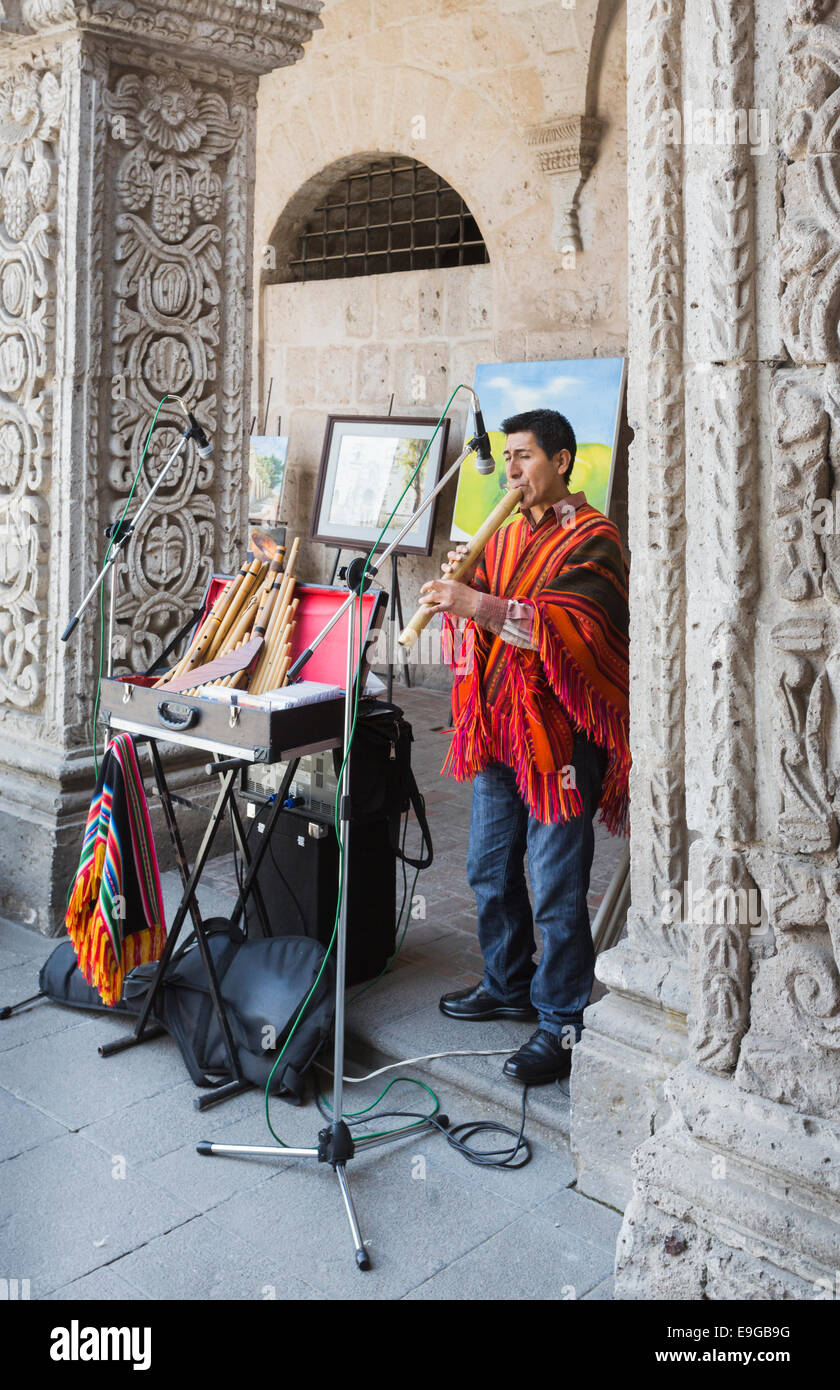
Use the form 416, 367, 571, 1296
398, 487, 524, 649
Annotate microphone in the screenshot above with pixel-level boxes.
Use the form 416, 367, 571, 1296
186, 412, 213, 458
471, 404, 495, 475
463, 389, 495, 474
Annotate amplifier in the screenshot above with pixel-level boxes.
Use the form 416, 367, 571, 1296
244, 802, 397, 987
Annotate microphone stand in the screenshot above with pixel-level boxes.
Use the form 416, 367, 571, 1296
62, 422, 210, 742
196, 427, 496, 1271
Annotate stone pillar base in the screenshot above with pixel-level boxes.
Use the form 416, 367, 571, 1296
614, 1065, 840, 1300
571, 942, 688, 1210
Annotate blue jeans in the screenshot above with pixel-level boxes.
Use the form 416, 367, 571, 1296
465, 731, 607, 1038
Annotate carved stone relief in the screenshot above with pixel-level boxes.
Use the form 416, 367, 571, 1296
688, 842, 757, 1074
104, 69, 248, 671
625, 0, 688, 942
0, 64, 62, 709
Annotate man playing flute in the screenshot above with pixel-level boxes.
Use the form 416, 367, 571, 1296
418, 409, 630, 1084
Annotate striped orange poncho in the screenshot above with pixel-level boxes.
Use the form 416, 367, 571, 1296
441, 502, 630, 833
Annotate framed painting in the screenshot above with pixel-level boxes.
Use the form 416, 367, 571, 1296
450, 358, 627, 541
311, 415, 450, 557
248, 435, 289, 527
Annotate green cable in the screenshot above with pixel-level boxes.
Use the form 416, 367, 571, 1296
91, 393, 182, 778
263, 385, 463, 1145
317, 1075, 440, 1140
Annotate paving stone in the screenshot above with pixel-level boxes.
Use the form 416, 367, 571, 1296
45, 1266, 149, 1301
345, 958, 456, 1032
582, 1274, 615, 1300
0, 1085, 66, 1160
207, 1140, 524, 1300
0, 1131, 193, 1297
137, 1101, 324, 1213
111, 1213, 329, 1300
0, 918, 59, 964
533, 1187, 623, 1253
80, 1079, 266, 1165
0, 1018, 185, 1129
403, 1207, 614, 1300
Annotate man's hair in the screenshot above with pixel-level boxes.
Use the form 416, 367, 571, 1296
500, 409, 577, 485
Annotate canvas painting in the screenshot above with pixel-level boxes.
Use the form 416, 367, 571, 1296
248, 435, 289, 526
450, 358, 626, 542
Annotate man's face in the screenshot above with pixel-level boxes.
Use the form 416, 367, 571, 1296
503, 431, 570, 512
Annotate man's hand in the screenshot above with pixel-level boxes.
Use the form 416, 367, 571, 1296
419, 576, 478, 619
441, 542, 477, 584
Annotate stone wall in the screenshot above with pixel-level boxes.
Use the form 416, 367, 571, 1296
252, 0, 630, 690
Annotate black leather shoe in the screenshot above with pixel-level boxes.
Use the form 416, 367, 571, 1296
503, 1028, 574, 1083
439, 983, 537, 1022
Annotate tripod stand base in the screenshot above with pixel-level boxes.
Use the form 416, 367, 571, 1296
196, 1114, 445, 1271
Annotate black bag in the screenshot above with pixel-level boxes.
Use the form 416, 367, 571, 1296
124, 929, 335, 1102
2, 927, 335, 1104
0, 939, 139, 1019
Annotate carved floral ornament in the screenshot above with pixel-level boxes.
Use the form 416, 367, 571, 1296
103, 71, 244, 669
778, 16, 840, 362
788, 0, 839, 22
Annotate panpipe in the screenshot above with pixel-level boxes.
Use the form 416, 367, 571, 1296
398, 487, 524, 648
154, 535, 301, 696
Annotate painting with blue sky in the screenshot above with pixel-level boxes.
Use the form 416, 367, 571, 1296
451, 357, 626, 541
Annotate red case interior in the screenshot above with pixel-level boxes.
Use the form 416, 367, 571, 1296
194, 579, 378, 689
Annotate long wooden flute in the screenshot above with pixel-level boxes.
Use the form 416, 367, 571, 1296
398, 487, 524, 649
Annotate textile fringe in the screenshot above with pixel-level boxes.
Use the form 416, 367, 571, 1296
442, 614, 631, 834
533, 608, 630, 835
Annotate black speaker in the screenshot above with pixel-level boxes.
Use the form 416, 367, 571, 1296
243, 703, 418, 986
244, 803, 396, 987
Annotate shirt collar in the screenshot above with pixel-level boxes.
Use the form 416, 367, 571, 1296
520, 490, 587, 533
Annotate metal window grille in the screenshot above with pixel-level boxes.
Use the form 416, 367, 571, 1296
286, 158, 488, 281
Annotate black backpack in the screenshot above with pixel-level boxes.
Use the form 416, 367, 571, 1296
2, 926, 335, 1104
125, 929, 335, 1102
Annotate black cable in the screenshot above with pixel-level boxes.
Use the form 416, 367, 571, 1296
315, 1085, 533, 1170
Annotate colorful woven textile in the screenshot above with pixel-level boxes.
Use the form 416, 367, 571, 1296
65, 732, 166, 1006
442, 503, 631, 833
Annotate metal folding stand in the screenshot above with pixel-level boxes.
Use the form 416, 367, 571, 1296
196, 575, 443, 1269
99, 741, 300, 1110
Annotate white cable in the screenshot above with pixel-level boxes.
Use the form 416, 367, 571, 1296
316, 1048, 515, 1084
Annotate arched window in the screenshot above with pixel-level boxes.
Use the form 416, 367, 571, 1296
278, 157, 488, 282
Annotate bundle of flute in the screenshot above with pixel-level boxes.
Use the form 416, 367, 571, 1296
153, 535, 300, 696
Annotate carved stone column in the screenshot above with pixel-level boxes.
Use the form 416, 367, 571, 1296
570, 0, 691, 1209
575, 0, 840, 1298
0, 1, 321, 931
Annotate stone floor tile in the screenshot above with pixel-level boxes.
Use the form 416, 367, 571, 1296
403, 1207, 614, 1300
0, 964, 91, 1054
45, 1266, 149, 1301
532, 1186, 623, 1253
0, 1086, 67, 1160
0, 1018, 185, 1128
1, 1131, 193, 1297
111, 1213, 329, 1301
